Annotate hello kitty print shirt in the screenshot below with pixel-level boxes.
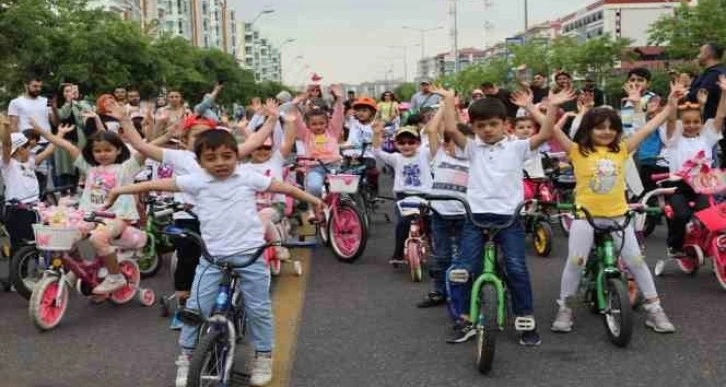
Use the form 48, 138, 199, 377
74, 156, 143, 221
568, 142, 629, 218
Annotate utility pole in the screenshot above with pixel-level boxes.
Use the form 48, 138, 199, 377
449, 0, 459, 73
523, 0, 529, 43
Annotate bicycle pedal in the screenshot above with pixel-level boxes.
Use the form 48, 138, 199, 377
514, 316, 536, 332
178, 308, 204, 326
448, 269, 469, 283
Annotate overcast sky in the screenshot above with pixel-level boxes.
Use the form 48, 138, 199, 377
233, 0, 582, 85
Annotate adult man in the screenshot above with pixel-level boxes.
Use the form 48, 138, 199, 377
553, 71, 577, 112
480, 81, 518, 119
8, 76, 52, 134
113, 86, 128, 104
410, 79, 442, 114
470, 89, 484, 102
582, 73, 604, 107
530, 72, 549, 104
688, 43, 725, 120
344, 90, 356, 113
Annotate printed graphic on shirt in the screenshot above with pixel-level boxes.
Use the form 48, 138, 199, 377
156, 162, 174, 179
589, 158, 618, 194
432, 161, 468, 193
88, 170, 117, 205
313, 134, 327, 152
19, 163, 36, 180
403, 163, 422, 187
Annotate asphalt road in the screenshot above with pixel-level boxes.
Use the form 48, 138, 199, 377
2, 185, 726, 387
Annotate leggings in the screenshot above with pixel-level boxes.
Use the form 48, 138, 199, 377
88, 219, 146, 256
559, 218, 658, 302
173, 218, 201, 292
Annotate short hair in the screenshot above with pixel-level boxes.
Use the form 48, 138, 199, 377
514, 116, 536, 126
707, 43, 724, 60
304, 109, 329, 123
627, 67, 652, 81
193, 129, 238, 159
480, 81, 495, 89
534, 72, 546, 78
555, 71, 572, 80
22, 129, 40, 142
25, 75, 42, 84
468, 98, 507, 122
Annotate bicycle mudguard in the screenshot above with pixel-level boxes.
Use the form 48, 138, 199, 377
514, 316, 536, 331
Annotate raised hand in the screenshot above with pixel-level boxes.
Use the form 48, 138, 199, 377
292, 92, 308, 105
372, 119, 385, 133
548, 88, 577, 107
696, 88, 709, 107
81, 110, 98, 120
431, 85, 455, 99
623, 82, 643, 105
107, 100, 128, 120
329, 84, 343, 100
57, 124, 75, 137
668, 81, 688, 106
264, 98, 280, 117
510, 89, 534, 108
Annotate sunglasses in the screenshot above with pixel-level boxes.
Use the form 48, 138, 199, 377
396, 140, 418, 146
257, 145, 273, 151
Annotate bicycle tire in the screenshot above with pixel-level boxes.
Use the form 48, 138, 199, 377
29, 276, 68, 331
603, 278, 633, 347
329, 201, 368, 263
533, 221, 553, 257
10, 245, 42, 300
187, 329, 232, 387
476, 284, 499, 375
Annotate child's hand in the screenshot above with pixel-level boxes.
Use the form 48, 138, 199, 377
57, 124, 75, 137
107, 100, 128, 121
510, 89, 534, 108
668, 81, 687, 107
292, 92, 308, 105
623, 82, 643, 105
548, 88, 577, 107
103, 189, 121, 210
283, 108, 299, 123
264, 98, 280, 117
431, 85, 455, 99
329, 84, 343, 100
697, 88, 709, 105
311, 198, 325, 215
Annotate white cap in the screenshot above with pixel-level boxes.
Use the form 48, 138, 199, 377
5, 132, 29, 155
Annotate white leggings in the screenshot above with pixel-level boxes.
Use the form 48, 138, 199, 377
559, 217, 658, 302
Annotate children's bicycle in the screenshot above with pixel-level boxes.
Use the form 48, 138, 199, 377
28, 211, 155, 331
162, 226, 316, 387
396, 196, 431, 282
425, 194, 531, 375
137, 195, 178, 278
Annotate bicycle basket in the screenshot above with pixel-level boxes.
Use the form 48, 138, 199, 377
327, 174, 360, 193
32, 224, 82, 251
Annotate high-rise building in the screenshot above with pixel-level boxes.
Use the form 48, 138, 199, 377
238, 23, 282, 82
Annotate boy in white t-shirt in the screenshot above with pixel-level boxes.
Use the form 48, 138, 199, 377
443, 90, 572, 346
105, 129, 323, 387
372, 123, 433, 264
1, 118, 57, 254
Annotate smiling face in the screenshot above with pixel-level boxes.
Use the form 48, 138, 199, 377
680, 109, 703, 138
307, 114, 328, 135
199, 145, 238, 179
394, 135, 420, 157
471, 117, 506, 144
167, 91, 182, 108
532, 74, 545, 87
590, 119, 619, 147
250, 144, 273, 163
92, 140, 123, 166
513, 118, 536, 139
555, 75, 571, 89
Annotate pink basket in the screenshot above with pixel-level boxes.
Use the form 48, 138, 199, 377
327, 174, 360, 193
33, 224, 82, 251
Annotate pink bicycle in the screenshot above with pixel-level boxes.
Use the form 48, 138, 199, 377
28, 211, 155, 331
295, 156, 368, 263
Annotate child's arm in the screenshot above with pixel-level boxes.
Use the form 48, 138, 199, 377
280, 109, 298, 158
372, 120, 397, 166
626, 82, 685, 153
510, 89, 547, 126
328, 84, 345, 139
239, 99, 279, 158
194, 82, 223, 116
33, 120, 81, 160
713, 75, 726, 132
1, 116, 11, 165
427, 86, 453, 157
104, 179, 179, 209
268, 179, 324, 212
533, 89, 576, 151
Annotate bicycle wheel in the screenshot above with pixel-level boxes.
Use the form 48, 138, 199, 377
187, 329, 232, 387
533, 221, 553, 257
138, 243, 162, 279
603, 278, 633, 348
676, 245, 702, 275
350, 193, 372, 233
329, 201, 367, 263
406, 241, 423, 282
476, 284, 499, 375
10, 245, 43, 299
29, 276, 69, 331
109, 260, 141, 305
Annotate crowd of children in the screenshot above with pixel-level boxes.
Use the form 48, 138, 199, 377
4, 65, 726, 386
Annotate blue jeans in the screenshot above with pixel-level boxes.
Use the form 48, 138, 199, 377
431, 213, 464, 296
179, 255, 273, 352
452, 213, 533, 318
306, 165, 327, 198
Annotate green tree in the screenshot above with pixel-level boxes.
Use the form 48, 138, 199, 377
511, 40, 550, 75
393, 83, 417, 102
649, 0, 726, 59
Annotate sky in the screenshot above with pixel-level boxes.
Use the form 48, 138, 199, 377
232, 0, 585, 86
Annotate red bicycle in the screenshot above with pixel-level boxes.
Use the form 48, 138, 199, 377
28, 211, 155, 331
396, 196, 431, 282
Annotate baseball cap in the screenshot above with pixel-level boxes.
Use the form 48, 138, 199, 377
419, 78, 433, 85
5, 132, 29, 155
394, 126, 420, 140
276, 91, 292, 103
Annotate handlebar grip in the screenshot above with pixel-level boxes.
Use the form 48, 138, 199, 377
92, 211, 117, 219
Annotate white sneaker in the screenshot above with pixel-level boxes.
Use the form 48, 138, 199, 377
645, 305, 676, 333
92, 274, 127, 294
175, 354, 190, 387
275, 247, 291, 261
249, 352, 273, 386
551, 305, 574, 333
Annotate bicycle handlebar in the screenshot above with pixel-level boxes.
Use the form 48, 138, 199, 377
420, 194, 527, 232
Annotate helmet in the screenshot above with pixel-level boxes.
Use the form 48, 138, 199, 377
183, 115, 217, 131
352, 97, 378, 112
399, 102, 411, 111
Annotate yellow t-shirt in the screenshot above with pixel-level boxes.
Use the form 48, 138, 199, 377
568, 143, 629, 218
377, 101, 399, 122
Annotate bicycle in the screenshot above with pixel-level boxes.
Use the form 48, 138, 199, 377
342, 142, 391, 232
162, 226, 316, 387
556, 203, 656, 347
425, 194, 531, 375
295, 156, 368, 263
28, 210, 155, 331
396, 196, 432, 282
136, 195, 179, 278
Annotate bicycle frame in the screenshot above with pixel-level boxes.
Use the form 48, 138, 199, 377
590, 234, 619, 311
470, 242, 507, 328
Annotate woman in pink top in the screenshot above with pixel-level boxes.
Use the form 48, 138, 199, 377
295, 84, 345, 197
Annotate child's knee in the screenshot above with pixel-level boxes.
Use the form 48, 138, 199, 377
568, 255, 587, 267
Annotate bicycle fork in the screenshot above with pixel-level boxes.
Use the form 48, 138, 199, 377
469, 243, 506, 329
593, 238, 620, 311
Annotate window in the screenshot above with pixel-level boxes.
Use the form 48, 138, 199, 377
204, 36, 209, 47
177, 0, 181, 11
178, 20, 183, 34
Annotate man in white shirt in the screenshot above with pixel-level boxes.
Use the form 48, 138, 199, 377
8, 76, 53, 134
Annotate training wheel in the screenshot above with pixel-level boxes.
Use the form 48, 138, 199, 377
293, 261, 303, 276
137, 288, 156, 306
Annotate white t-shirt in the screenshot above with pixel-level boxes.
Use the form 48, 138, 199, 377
665, 119, 722, 173
373, 147, 433, 194
524, 150, 545, 179
464, 137, 531, 215
175, 167, 272, 256
162, 149, 204, 220
430, 148, 469, 216
8, 96, 50, 143
1, 157, 39, 203
345, 118, 375, 159
244, 151, 285, 205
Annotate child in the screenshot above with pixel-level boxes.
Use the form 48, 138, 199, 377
637, 95, 670, 196
373, 121, 433, 265
21, 129, 50, 197
443, 89, 572, 345
294, 84, 345, 198
103, 129, 323, 387
417, 87, 471, 310
662, 75, 726, 257
345, 97, 379, 193
123, 99, 279, 329
35, 109, 148, 295
549, 83, 685, 334
1, 118, 57, 254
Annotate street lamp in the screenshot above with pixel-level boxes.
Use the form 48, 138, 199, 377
402, 26, 444, 60
277, 39, 295, 84
249, 9, 274, 26
389, 44, 420, 83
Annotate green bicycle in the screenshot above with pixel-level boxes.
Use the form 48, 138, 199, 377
426, 195, 532, 375
136, 195, 178, 278
556, 203, 656, 347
